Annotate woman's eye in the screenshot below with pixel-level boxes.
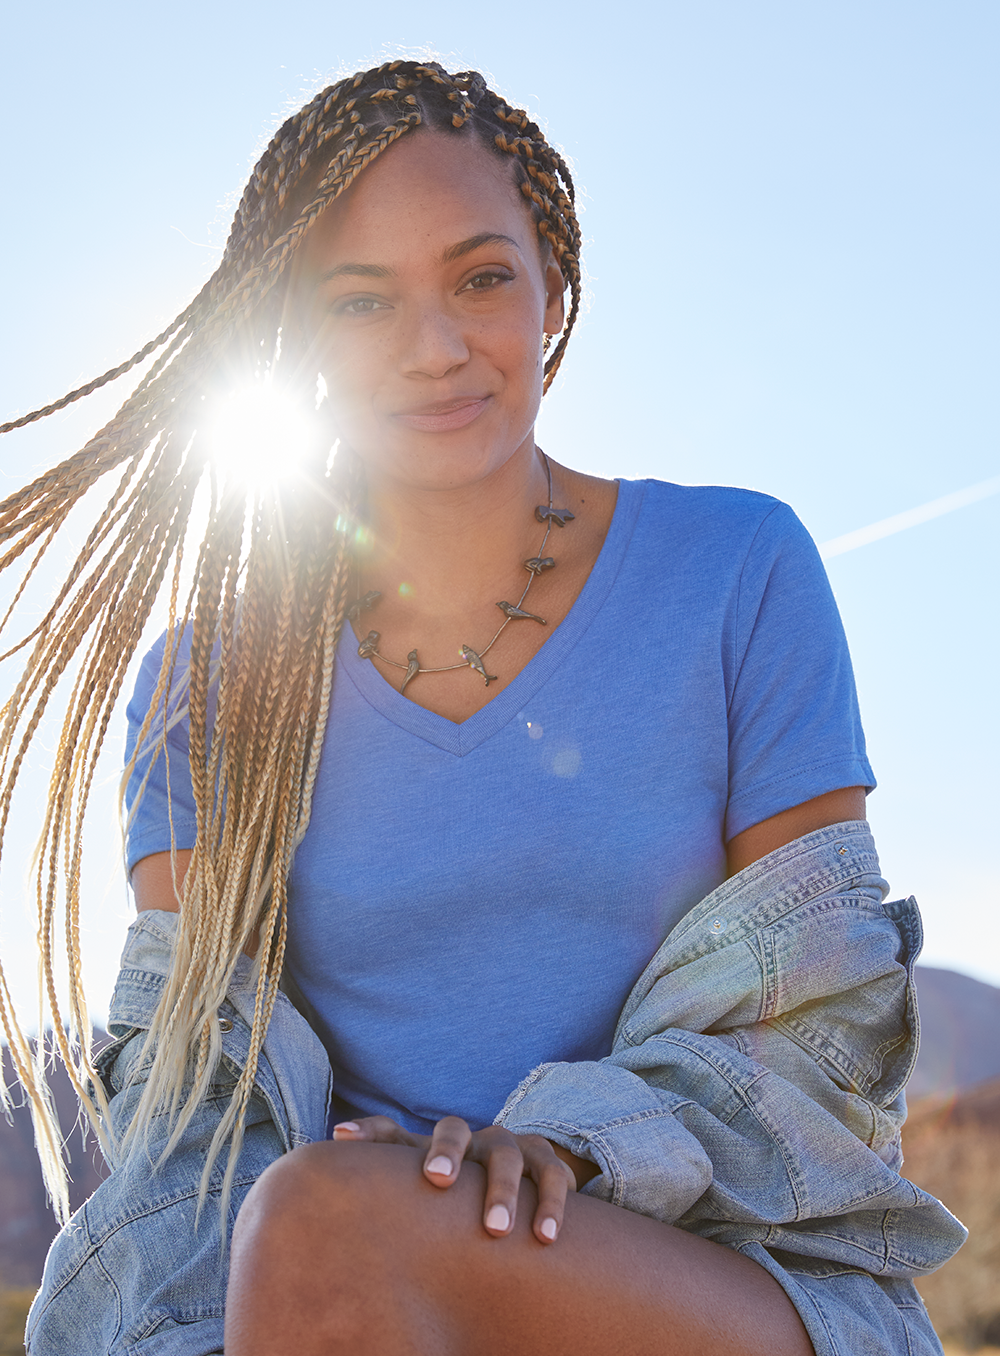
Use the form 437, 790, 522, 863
461, 269, 514, 292
337, 296, 385, 316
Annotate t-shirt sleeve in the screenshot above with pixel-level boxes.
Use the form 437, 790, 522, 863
122, 629, 200, 871
723, 501, 874, 842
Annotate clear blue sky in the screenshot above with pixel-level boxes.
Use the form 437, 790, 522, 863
1, 1, 997, 1025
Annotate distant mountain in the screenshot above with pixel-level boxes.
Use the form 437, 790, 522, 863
910, 965, 1000, 1099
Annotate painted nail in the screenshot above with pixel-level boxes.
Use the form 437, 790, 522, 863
426, 1156, 453, 1176
539, 1217, 558, 1241
333, 1122, 360, 1134
486, 1204, 510, 1232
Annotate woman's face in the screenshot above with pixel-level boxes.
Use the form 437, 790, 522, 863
287, 129, 565, 493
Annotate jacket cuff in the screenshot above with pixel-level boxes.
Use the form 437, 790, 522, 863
495, 1060, 713, 1223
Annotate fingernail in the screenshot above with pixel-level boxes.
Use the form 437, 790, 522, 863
486, 1204, 510, 1232
333, 1121, 360, 1134
426, 1156, 453, 1176
540, 1217, 558, 1241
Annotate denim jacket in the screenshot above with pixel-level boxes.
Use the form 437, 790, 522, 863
26, 821, 965, 1355
494, 821, 966, 1277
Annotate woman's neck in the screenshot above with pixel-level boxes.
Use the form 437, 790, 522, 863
353, 441, 551, 639
345, 444, 618, 723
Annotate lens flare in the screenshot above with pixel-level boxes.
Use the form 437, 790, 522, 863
203, 383, 325, 492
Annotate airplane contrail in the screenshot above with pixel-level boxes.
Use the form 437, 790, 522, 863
819, 473, 1000, 559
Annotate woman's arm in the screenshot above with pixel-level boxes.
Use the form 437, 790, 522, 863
131, 848, 192, 911
726, 785, 865, 876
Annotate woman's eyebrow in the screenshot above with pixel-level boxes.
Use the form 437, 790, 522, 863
440, 233, 520, 263
318, 234, 520, 283
319, 262, 394, 282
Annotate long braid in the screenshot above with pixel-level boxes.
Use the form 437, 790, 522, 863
0, 61, 584, 1220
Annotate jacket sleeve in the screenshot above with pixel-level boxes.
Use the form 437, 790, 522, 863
494, 890, 967, 1278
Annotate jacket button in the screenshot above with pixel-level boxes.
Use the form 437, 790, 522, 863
218, 1018, 234, 1033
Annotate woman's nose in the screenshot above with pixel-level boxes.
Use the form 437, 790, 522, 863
398, 302, 470, 379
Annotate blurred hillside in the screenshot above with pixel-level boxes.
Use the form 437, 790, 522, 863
908, 967, 1000, 1098
0, 966, 998, 1352
0, 1037, 108, 1289
0, 1036, 108, 1355
905, 1077, 1000, 1351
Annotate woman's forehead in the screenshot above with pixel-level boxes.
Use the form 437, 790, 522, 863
296, 129, 536, 267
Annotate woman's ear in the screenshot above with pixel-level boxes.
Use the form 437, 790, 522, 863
543, 256, 566, 336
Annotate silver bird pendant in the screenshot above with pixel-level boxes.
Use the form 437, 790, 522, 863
534, 506, 575, 527
358, 630, 380, 659
461, 644, 498, 686
400, 649, 420, 694
523, 556, 556, 575
348, 589, 382, 621
497, 600, 547, 625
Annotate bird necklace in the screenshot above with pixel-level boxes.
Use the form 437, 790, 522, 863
350, 450, 575, 694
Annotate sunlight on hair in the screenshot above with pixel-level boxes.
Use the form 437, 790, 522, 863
203, 382, 323, 492
0, 59, 584, 1238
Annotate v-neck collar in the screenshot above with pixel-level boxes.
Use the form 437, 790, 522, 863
337, 478, 646, 756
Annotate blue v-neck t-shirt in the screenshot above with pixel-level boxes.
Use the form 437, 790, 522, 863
124, 479, 874, 1134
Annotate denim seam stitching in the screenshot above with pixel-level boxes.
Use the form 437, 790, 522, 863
642, 1032, 806, 1213
24, 1233, 97, 1345
763, 927, 779, 1020
85, 1168, 267, 1247
741, 1086, 806, 1218
494, 1063, 551, 1123
621, 898, 887, 1022
501, 1105, 697, 1137
772, 1008, 910, 1103
130, 1305, 227, 1342
652, 885, 887, 979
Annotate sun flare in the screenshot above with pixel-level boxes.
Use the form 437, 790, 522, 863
202, 383, 327, 492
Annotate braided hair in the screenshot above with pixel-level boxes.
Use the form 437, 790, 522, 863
0, 62, 582, 1221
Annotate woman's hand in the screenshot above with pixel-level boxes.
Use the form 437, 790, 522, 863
332, 1115, 583, 1244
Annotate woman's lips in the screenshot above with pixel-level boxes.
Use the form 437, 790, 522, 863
393, 397, 490, 433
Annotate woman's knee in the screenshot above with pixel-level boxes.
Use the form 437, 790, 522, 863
233, 1139, 425, 1258
227, 1141, 446, 1351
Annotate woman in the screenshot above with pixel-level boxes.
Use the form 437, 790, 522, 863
0, 61, 964, 1356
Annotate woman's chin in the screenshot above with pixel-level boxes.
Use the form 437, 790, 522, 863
352, 428, 538, 496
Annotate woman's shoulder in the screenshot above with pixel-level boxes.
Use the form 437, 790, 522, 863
125, 618, 222, 758
626, 478, 812, 563
633, 476, 784, 521
127, 621, 196, 719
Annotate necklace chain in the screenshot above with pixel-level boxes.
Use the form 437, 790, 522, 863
350, 449, 575, 692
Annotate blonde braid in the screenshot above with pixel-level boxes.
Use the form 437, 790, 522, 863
0, 61, 584, 1221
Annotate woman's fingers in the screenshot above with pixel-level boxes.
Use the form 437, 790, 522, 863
332, 1115, 427, 1150
333, 1117, 576, 1245
422, 1115, 473, 1186
329, 1114, 476, 1188
462, 1128, 577, 1242
526, 1151, 578, 1245
475, 1134, 529, 1236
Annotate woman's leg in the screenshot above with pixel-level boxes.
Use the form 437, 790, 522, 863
224, 1141, 814, 1356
